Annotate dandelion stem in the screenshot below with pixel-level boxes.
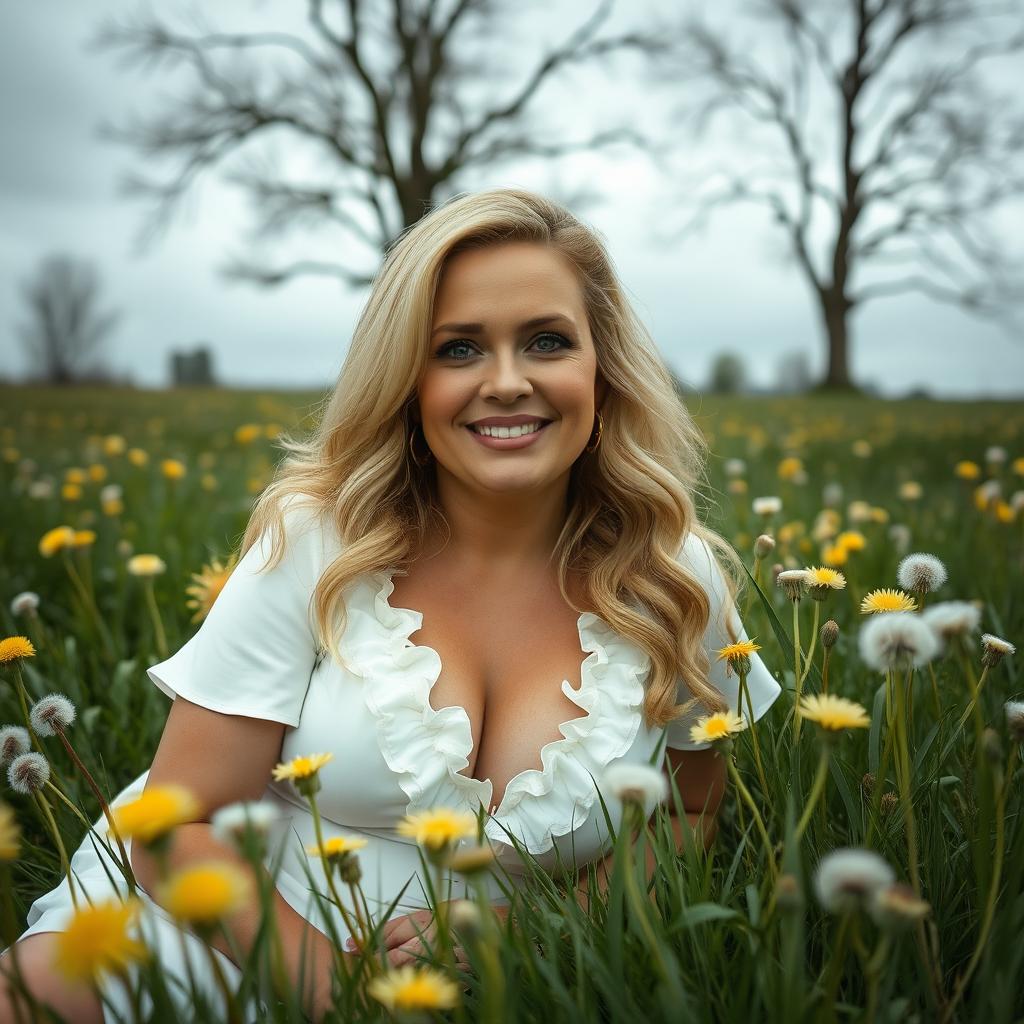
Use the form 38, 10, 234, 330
893, 673, 921, 895
726, 756, 777, 883
60, 548, 116, 661
54, 727, 137, 894
740, 671, 769, 797
797, 602, 820, 689
143, 579, 168, 660
821, 648, 832, 695
792, 600, 803, 744
794, 742, 831, 843
954, 664, 990, 738
33, 789, 79, 908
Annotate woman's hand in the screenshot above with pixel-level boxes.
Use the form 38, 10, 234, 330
346, 901, 510, 968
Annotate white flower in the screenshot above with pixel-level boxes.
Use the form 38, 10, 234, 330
600, 762, 668, 806
985, 445, 1007, 464
29, 694, 77, 737
821, 482, 843, 508
0, 726, 31, 767
847, 500, 874, 524
448, 899, 483, 935
100, 483, 123, 504
28, 479, 55, 500
777, 568, 810, 600
858, 612, 940, 672
814, 848, 896, 914
10, 592, 40, 617
868, 882, 930, 932
1010, 490, 1024, 513
921, 601, 982, 644
724, 458, 747, 477
887, 524, 912, 555
210, 801, 283, 846
896, 553, 947, 594
752, 496, 782, 516
981, 634, 1016, 668
8, 752, 50, 795
1004, 700, 1024, 743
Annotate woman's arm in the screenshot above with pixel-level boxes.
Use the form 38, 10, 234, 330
574, 746, 727, 912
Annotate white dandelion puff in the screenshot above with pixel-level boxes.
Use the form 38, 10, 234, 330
752, 496, 783, 517
921, 601, 982, 644
9, 592, 40, 617
1004, 701, 1024, 743
0, 726, 31, 767
210, 801, 283, 846
859, 612, 940, 672
8, 752, 50, 795
814, 848, 896, 914
896, 553, 948, 594
29, 694, 77, 737
600, 762, 668, 806
981, 634, 1016, 668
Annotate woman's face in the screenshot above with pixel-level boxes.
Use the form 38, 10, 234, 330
416, 241, 607, 497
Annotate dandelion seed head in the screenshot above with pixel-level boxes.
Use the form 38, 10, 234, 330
981, 634, 1015, 668
0, 726, 31, 767
1004, 700, 1024, 743
869, 883, 930, 932
29, 693, 77, 737
9, 592, 40, 617
777, 568, 810, 600
858, 612, 940, 672
210, 801, 282, 846
752, 496, 782, 517
887, 524, 912, 555
896, 552, 947, 594
601, 762, 668, 806
814, 848, 896, 914
724, 458, 747, 477
921, 601, 982, 644
985, 445, 1007, 464
8, 752, 50, 794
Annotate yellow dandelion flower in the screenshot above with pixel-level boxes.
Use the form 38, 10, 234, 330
127, 448, 148, 467
688, 711, 748, 745
64, 468, 87, 485
305, 835, 369, 859
955, 460, 981, 480
103, 435, 126, 456
1013, 456, 1024, 476
860, 588, 918, 614
39, 526, 77, 558
0, 801, 21, 860
804, 566, 847, 591
0, 636, 36, 665
797, 694, 870, 731
72, 530, 97, 548
87, 464, 107, 483
102, 498, 124, 517
367, 965, 461, 1012
61, 483, 83, 501
108, 785, 200, 844
272, 752, 334, 782
200, 474, 219, 492
157, 861, 252, 924
851, 440, 872, 458
161, 458, 186, 480
234, 424, 263, 445
185, 552, 239, 624
53, 899, 148, 984
127, 554, 167, 577
716, 639, 762, 662
777, 456, 803, 481
899, 481, 923, 501
822, 543, 848, 567
396, 808, 479, 851
869, 506, 889, 524
835, 531, 867, 552
994, 501, 1015, 523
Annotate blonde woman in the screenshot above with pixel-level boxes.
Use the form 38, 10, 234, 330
1, 188, 780, 1023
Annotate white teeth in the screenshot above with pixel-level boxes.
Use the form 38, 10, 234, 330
471, 421, 545, 438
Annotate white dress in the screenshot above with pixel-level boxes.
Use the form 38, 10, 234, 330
7, 497, 781, 1022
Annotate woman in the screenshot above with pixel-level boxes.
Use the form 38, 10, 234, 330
1, 188, 780, 1023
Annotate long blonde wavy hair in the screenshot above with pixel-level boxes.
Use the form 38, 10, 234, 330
239, 187, 739, 731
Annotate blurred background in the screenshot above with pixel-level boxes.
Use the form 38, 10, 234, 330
1, 0, 1022, 397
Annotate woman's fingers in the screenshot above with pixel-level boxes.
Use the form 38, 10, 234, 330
378, 908, 433, 949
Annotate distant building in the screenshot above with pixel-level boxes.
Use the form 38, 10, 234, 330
171, 346, 216, 386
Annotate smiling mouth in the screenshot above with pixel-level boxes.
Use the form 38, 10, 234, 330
466, 420, 552, 438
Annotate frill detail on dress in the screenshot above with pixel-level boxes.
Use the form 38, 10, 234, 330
343, 569, 651, 856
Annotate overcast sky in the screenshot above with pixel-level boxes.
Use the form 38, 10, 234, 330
2, 0, 1023, 396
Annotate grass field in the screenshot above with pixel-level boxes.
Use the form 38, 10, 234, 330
1, 386, 1022, 1022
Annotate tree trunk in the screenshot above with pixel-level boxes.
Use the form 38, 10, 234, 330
818, 290, 855, 390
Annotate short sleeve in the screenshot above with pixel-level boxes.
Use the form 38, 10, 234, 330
146, 495, 327, 727
663, 532, 782, 750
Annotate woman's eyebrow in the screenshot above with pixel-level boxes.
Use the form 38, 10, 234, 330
431, 313, 575, 337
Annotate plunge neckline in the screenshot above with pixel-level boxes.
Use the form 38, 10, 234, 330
379, 566, 599, 817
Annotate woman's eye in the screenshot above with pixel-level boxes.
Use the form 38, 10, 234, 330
435, 333, 570, 360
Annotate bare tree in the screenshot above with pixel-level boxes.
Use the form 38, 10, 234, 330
16, 254, 121, 385
90, 0, 668, 289
647, 0, 1024, 390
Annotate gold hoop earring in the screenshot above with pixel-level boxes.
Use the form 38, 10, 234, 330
585, 411, 603, 453
408, 422, 434, 467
